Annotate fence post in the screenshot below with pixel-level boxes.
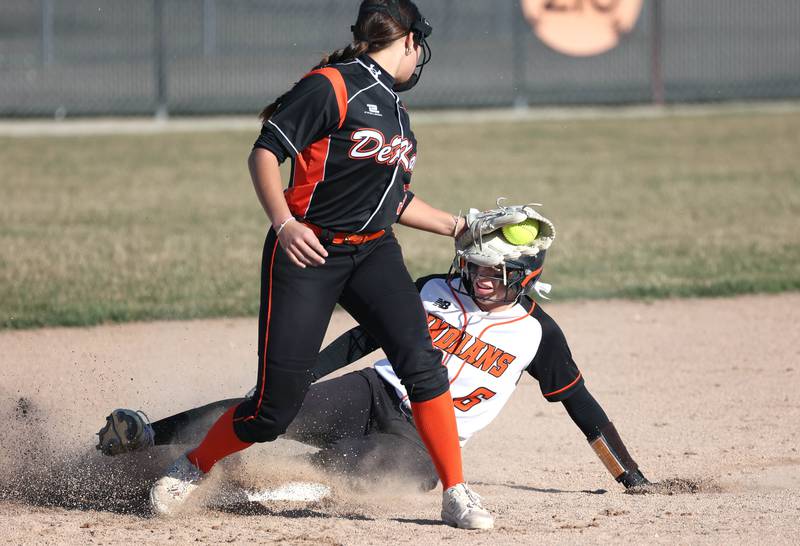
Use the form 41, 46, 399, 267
650, 0, 665, 105
203, 0, 216, 57
154, 0, 168, 118
512, 0, 528, 108
40, 0, 54, 66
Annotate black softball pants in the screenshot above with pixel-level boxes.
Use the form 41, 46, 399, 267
292, 368, 438, 490
152, 369, 439, 491
232, 228, 448, 444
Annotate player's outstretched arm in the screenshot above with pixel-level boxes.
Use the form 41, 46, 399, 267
561, 385, 649, 489
397, 196, 466, 237
528, 303, 649, 489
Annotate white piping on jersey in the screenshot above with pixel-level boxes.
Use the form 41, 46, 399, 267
354, 58, 405, 233
303, 135, 333, 217
357, 101, 403, 232
355, 59, 399, 103
347, 82, 380, 104
267, 120, 299, 156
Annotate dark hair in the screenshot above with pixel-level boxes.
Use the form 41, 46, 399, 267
259, 0, 417, 123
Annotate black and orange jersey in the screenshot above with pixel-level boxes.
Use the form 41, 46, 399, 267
254, 54, 417, 233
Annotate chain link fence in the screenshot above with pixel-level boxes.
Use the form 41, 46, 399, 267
1, 0, 799, 117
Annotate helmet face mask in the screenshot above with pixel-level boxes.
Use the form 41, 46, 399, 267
395, 13, 432, 92
450, 251, 547, 305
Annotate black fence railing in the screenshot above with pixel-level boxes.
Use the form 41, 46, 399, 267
1, 0, 798, 117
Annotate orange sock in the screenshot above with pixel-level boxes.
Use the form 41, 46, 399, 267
187, 406, 253, 474
411, 391, 464, 490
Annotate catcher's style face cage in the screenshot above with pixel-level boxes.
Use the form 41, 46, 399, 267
352, 0, 433, 92
452, 250, 547, 304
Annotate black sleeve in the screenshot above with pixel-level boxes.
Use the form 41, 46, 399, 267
560, 384, 610, 439
398, 190, 415, 217
527, 303, 584, 402
310, 326, 381, 381
414, 274, 448, 293
253, 73, 341, 162
253, 127, 290, 163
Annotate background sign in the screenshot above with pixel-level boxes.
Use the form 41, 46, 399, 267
522, 0, 644, 56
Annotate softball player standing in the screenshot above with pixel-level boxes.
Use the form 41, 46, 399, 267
148, 0, 493, 529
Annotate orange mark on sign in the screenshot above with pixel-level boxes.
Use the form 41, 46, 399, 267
521, 0, 643, 57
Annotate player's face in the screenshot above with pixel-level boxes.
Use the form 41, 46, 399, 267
396, 34, 421, 83
471, 265, 505, 300
470, 265, 523, 303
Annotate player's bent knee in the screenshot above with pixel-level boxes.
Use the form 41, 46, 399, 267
400, 364, 449, 403
233, 363, 314, 443
233, 421, 280, 443
232, 401, 301, 444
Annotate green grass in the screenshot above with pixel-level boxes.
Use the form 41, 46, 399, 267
1, 110, 799, 329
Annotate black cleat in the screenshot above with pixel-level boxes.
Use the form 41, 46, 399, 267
96, 409, 155, 456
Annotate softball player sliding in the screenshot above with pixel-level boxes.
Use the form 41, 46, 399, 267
141, 0, 497, 529
99, 206, 649, 524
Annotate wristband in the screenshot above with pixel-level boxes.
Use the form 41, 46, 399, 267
451, 214, 462, 237
275, 216, 295, 235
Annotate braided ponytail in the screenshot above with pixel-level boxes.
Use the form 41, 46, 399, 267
313, 40, 370, 71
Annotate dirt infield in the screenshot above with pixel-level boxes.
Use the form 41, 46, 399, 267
1, 294, 798, 544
